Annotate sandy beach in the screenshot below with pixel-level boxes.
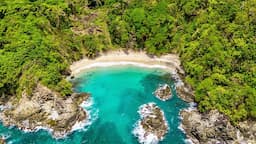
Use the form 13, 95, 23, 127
70, 50, 184, 76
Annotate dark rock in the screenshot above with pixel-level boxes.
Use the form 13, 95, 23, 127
61, 68, 72, 76
0, 84, 90, 138
154, 84, 172, 101
180, 109, 256, 144
169, 71, 194, 102
133, 103, 169, 143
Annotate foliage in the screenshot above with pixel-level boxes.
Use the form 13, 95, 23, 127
0, 0, 255, 123
0, 0, 83, 96
105, 0, 256, 122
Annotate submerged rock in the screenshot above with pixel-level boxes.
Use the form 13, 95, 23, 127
133, 103, 168, 144
180, 109, 256, 144
154, 84, 172, 101
0, 84, 90, 138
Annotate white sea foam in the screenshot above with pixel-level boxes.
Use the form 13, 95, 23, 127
73, 61, 174, 75
178, 123, 185, 132
80, 98, 94, 108
178, 123, 195, 144
139, 103, 156, 118
184, 139, 194, 144
153, 84, 172, 101
185, 102, 197, 112
133, 121, 159, 144
71, 119, 88, 132
21, 125, 53, 133
71, 98, 98, 132
178, 102, 197, 144
19, 98, 97, 139
133, 103, 169, 144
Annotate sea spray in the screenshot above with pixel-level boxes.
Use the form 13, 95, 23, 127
178, 102, 197, 144
14, 98, 97, 139
133, 103, 169, 144
72, 98, 98, 132
133, 122, 159, 144
153, 84, 172, 101
0, 65, 189, 144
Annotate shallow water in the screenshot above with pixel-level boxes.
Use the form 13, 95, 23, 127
0, 66, 188, 144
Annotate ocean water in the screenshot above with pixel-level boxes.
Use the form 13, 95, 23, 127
0, 65, 189, 144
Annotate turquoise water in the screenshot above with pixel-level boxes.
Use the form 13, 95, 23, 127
0, 66, 188, 144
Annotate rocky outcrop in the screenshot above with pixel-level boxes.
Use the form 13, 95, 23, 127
0, 84, 89, 138
238, 120, 256, 142
154, 84, 172, 101
180, 109, 256, 144
133, 103, 168, 144
170, 72, 194, 102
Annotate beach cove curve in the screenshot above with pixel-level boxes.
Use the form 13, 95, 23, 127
0, 50, 194, 144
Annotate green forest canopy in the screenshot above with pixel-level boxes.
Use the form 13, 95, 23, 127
0, 0, 255, 123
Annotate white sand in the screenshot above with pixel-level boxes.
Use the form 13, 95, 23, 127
70, 50, 184, 76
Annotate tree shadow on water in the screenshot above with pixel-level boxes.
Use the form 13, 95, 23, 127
140, 73, 172, 94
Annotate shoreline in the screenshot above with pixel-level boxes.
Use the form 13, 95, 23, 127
70, 50, 196, 143
70, 50, 194, 103
70, 50, 184, 76
70, 50, 255, 144
0, 85, 90, 139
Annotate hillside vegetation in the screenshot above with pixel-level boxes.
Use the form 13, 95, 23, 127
0, 0, 255, 123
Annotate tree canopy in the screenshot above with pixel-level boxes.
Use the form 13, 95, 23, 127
0, 0, 255, 123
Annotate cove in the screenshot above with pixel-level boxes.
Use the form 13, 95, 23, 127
0, 65, 189, 144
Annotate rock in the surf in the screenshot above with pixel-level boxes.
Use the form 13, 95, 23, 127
154, 84, 172, 101
133, 103, 168, 144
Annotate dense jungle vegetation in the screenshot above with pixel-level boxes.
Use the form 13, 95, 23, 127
0, 0, 255, 123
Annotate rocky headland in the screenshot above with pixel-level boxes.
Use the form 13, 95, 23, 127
169, 72, 194, 103
180, 109, 256, 144
174, 72, 256, 143
133, 103, 168, 144
154, 84, 172, 101
0, 84, 89, 138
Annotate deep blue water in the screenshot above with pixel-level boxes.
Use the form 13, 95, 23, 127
0, 66, 188, 144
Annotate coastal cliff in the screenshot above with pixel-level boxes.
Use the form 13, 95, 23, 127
180, 110, 256, 144
172, 64, 256, 144
0, 84, 89, 138
0, 0, 255, 143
